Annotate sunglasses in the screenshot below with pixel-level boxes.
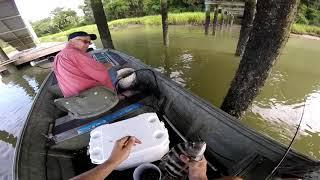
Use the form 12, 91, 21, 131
75, 39, 92, 45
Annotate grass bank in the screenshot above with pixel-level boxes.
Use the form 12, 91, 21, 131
9, 12, 320, 49
39, 12, 214, 42
291, 24, 320, 37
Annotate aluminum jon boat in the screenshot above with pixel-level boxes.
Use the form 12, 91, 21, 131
14, 49, 320, 180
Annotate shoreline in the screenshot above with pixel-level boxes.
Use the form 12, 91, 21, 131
290, 33, 320, 40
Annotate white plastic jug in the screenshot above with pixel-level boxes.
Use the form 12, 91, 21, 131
89, 113, 170, 170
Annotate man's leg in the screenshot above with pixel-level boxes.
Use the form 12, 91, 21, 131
108, 67, 117, 86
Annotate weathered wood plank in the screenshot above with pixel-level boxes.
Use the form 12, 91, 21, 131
0, 42, 65, 67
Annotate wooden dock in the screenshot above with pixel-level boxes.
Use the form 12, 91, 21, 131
205, 0, 245, 7
0, 42, 66, 72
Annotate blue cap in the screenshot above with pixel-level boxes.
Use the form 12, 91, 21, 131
68, 31, 97, 41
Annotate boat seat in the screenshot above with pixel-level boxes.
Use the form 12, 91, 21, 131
54, 86, 119, 119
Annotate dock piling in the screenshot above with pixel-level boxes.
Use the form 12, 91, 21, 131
204, 5, 211, 35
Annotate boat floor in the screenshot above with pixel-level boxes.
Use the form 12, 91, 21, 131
46, 90, 221, 179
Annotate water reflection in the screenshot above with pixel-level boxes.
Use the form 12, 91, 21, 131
106, 25, 320, 160
0, 141, 14, 180
0, 131, 16, 179
0, 25, 319, 178
0, 66, 50, 179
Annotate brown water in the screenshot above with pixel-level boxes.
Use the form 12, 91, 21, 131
1, 25, 319, 178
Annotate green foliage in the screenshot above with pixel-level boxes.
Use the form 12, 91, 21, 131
31, 8, 80, 37
78, 0, 95, 24
31, 0, 320, 38
38, 12, 320, 44
169, 0, 204, 12
79, 0, 203, 21
291, 23, 320, 36
39, 24, 97, 42
297, 0, 320, 26
103, 0, 131, 20
143, 0, 160, 15
37, 12, 220, 43
51, 8, 79, 30
31, 18, 60, 37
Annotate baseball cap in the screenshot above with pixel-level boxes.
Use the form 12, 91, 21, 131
68, 31, 97, 41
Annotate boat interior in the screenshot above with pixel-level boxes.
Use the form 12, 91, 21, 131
14, 49, 319, 180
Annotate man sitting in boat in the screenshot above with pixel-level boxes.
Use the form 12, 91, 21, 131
54, 31, 115, 97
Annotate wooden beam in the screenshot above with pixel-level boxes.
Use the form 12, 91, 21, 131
0, 14, 20, 21
0, 27, 27, 35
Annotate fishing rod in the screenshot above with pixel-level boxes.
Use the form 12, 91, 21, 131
266, 99, 307, 179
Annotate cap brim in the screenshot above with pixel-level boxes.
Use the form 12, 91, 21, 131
89, 34, 97, 40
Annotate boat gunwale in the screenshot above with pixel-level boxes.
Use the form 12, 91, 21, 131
13, 71, 53, 180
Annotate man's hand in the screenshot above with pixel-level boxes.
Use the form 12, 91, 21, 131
70, 136, 141, 180
107, 136, 142, 166
180, 154, 208, 180
103, 63, 113, 70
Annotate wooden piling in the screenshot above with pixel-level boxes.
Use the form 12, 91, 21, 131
204, 5, 211, 35
90, 0, 115, 49
212, 5, 219, 35
161, 0, 169, 46
221, 8, 225, 26
230, 13, 234, 27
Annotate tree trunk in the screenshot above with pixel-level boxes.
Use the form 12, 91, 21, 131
0, 47, 17, 74
90, 0, 114, 49
161, 0, 169, 47
235, 0, 257, 56
221, 0, 300, 118
212, 5, 219, 35
229, 13, 234, 27
138, 0, 144, 16
221, 9, 225, 26
204, 5, 211, 35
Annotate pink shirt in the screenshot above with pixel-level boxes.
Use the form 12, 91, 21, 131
53, 44, 114, 97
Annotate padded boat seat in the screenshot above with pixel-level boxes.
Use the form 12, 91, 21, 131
54, 86, 119, 119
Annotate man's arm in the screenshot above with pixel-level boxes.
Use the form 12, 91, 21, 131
70, 136, 141, 180
180, 155, 243, 180
180, 155, 208, 180
70, 160, 118, 180
75, 52, 114, 90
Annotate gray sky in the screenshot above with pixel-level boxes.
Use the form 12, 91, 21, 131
15, 0, 85, 22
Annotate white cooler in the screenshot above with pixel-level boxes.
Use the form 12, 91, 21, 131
89, 113, 170, 170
